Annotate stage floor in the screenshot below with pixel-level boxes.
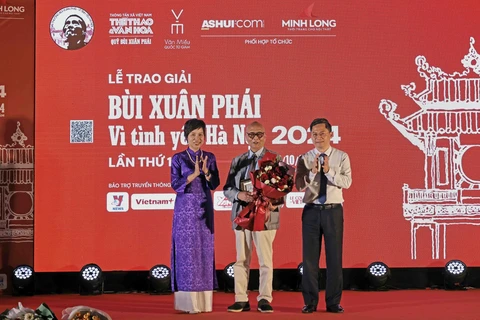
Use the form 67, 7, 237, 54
1, 289, 479, 319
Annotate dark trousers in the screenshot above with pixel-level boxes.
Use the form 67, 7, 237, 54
301, 204, 343, 307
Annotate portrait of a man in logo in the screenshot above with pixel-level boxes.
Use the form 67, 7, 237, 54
50, 7, 94, 50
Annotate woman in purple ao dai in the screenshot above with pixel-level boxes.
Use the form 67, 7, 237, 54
170, 119, 220, 313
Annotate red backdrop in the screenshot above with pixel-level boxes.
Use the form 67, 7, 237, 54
0, 0, 35, 293
34, 0, 480, 272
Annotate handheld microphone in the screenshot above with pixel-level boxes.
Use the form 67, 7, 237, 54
319, 154, 325, 166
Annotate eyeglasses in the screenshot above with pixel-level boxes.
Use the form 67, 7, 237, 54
247, 132, 265, 139
312, 132, 328, 138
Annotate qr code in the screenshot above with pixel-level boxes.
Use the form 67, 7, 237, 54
70, 120, 94, 143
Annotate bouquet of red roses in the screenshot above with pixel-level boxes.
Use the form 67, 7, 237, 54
234, 151, 294, 231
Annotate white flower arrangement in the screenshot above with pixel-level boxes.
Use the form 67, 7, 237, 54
61, 306, 111, 320
0, 302, 56, 320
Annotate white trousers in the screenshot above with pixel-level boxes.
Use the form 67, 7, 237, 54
234, 229, 276, 302
174, 291, 213, 313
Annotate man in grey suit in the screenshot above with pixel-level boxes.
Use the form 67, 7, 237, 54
223, 121, 281, 313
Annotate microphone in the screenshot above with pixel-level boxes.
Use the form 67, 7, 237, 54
318, 154, 325, 166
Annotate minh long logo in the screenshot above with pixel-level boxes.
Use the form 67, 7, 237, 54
0, 3, 26, 15
201, 19, 264, 30
282, 2, 336, 32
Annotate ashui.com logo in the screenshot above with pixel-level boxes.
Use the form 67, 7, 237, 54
50, 6, 94, 50
201, 19, 264, 30
107, 192, 129, 212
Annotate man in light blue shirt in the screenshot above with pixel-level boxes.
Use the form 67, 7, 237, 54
295, 118, 352, 314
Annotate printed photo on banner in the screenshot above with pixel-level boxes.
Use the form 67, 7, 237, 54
50, 6, 94, 50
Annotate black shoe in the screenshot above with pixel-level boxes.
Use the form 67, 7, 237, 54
326, 304, 344, 313
227, 301, 250, 312
257, 299, 274, 313
301, 305, 317, 313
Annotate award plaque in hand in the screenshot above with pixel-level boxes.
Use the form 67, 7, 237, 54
240, 179, 253, 192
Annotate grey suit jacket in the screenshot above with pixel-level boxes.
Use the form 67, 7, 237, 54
223, 148, 281, 230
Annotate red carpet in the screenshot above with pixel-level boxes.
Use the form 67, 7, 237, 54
1, 290, 479, 319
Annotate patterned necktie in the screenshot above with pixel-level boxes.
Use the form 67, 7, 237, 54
318, 153, 327, 204
245, 154, 257, 179
250, 154, 257, 172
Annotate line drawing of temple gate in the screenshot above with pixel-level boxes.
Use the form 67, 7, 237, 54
379, 37, 480, 260
0, 121, 34, 243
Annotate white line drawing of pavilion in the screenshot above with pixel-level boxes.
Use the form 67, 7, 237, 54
379, 37, 480, 260
0, 121, 34, 243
